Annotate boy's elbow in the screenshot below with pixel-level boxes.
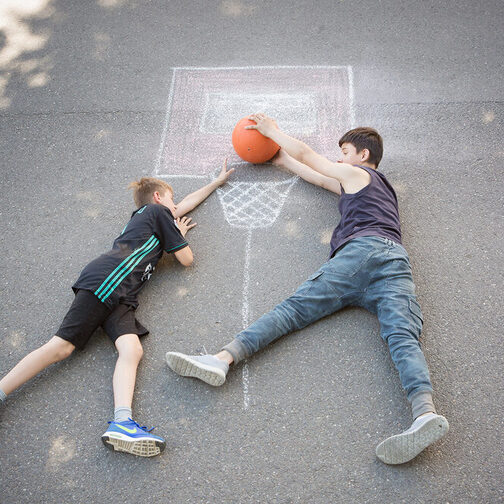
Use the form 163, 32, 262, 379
298, 144, 311, 163
180, 254, 193, 267
175, 247, 193, 266
181, 256, 193, 267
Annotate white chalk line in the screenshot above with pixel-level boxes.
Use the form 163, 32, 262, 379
242, 228, 252, 329
241, 228, 253, 410
154, 68, 177, 176
347, 65, 355, 128
157, 173, 210, 179
171, 65, 351, 71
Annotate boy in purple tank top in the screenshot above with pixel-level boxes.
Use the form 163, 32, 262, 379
166, 114, 449, 465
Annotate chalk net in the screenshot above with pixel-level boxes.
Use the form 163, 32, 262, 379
216, 177, 298, 229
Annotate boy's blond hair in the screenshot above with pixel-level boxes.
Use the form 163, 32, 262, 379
128, 177, 173, 208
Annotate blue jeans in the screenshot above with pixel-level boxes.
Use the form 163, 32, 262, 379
223, 236, 433, 401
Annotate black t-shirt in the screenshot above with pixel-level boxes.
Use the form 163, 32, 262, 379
73, 204, 188, 309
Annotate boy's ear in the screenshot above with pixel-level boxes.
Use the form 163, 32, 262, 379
360, 148, 370, 162
152, 191, 162, 204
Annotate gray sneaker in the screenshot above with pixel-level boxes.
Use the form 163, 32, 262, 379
165, 352, 229, 386
376, 413, 449, 464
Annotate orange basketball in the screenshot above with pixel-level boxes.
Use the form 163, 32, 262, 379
232, 117, 280, 164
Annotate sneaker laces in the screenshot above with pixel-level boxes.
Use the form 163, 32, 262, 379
107, 418, 155, 433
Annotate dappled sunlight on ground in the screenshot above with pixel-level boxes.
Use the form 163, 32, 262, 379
93, 32, 111, 62
219, 0, 257, 17
320, 228, 333, 245
482, 110, 495, 124
0, 0, 54, 109
97, 0, 135, 9
177, 286, 189, 297
45, 435, 76, 471
285, 219, 301, 238
93, 128, 112, 141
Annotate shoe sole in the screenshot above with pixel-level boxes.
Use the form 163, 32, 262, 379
166, 352, 226, 386
376, 415, 449, 465
101, 433, 165, 457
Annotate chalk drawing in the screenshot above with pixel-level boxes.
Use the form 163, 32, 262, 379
241, 228, 252, 409
217, 176, 298, 229
155, 66, 354, 410
201, 92, 318, 134
155, 66, 354, 177
215, 166, 298, 409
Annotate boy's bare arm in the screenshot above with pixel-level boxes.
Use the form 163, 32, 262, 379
174, 159, 234, 218
273, 150, 341, 195
173, 216, 195, 266
174, 246, 193, 266
246, 113, 362, 189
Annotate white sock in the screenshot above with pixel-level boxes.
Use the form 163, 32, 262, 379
114, 406, 132, 423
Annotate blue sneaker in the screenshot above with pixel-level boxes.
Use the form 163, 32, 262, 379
101, 418, 166, 457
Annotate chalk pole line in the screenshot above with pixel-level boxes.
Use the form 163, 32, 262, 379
241, 228, 253, 410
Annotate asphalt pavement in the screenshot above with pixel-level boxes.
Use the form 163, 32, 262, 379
0, 1, 503, 503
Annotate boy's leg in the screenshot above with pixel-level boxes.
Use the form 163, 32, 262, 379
112, 333, 143, 414
167, 255, 360, 385
101, 322, 165, 457
366, 243, 448, 464
221, 270, 345, 364
0, 336, 75, 399
0, 289, 113, 403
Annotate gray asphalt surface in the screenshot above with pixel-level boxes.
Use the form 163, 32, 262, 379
1, 1, 503, 503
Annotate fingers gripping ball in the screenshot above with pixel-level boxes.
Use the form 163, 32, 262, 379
232, 117, 280, 164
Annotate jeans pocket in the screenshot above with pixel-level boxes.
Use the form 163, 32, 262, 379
408, 298, 424, 326
307, 271, 324, 282
293, 269, 325, 299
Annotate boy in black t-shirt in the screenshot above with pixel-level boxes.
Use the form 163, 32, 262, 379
0, 160, 234, 457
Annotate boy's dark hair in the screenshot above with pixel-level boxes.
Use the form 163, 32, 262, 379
339, 127, 383, 168
128, 177, 173, 207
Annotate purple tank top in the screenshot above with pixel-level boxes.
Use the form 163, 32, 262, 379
329, 165, 402, 257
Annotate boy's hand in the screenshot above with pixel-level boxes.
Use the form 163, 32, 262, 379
215, 157, 235, 186
176, 216, 196, 237
246, 113, 278, 138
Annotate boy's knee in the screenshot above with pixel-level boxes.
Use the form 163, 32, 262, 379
134, 342, 144, 361
116, 335, 143, 361
49, 336, 75, 361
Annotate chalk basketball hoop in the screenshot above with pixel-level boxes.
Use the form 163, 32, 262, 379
217, 177, 297, 229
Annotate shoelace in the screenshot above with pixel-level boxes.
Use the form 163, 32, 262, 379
107, 418, 155, 433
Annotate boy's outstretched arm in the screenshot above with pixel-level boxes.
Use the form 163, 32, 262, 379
273, 149, 341, 195
173, 159, 234, 218
246, 113, 362, 190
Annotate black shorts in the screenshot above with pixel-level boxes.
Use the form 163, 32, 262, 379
56, 290, 149, 350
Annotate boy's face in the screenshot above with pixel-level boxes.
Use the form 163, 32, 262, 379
339, 142, 369, 166
156, 189, 177, 215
